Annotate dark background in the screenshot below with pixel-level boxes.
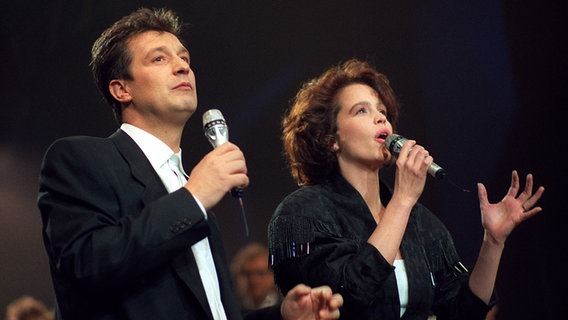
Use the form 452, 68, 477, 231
1, 1, 566, 319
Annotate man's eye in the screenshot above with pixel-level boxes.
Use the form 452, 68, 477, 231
356, 108, 367, 114
153, 56, 165, 62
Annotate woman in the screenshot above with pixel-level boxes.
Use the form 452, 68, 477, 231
268, 59, 544, 319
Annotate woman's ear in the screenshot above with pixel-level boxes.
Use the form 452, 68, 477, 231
331, 142, 339, 152
109, 79, 132, 104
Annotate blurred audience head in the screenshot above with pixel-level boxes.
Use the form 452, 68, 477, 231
5, 295, 53, 320
230, 242, 282, 310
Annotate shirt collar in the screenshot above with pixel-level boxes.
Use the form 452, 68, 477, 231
120, 123, 187, 175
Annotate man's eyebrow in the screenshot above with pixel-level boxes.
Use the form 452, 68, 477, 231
144, 46, 167, 59
179, 47, 189, 55
143, 45, 188, 57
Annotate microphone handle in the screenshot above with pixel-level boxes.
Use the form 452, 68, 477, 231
205, 125, 245, 197
231, 186, 244, 198
387, 134, 446, 180
428, 162, 446, 180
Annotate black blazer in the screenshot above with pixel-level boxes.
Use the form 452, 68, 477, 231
38, 129, 262, 319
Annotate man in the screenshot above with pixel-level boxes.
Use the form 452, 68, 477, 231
5, 295, 54, 320
230, 243, 282, 311
37, 7, 342, 320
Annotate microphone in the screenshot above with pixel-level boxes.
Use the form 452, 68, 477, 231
385, 134, 447, 180
202, 109, 244, 197
203, 109, 229, 148
202, 108, 249, 236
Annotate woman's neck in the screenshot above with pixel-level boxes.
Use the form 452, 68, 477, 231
340, 165, 383, 222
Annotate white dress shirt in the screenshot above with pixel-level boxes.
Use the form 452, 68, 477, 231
121, 123, 228, 320
393, 259, 409, 318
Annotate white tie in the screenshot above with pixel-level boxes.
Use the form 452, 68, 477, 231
168, 154, 187, 188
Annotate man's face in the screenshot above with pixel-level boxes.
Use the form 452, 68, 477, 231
120, 30, 197, 126
240, 257, 275, 302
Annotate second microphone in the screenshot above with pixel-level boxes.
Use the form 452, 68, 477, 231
385, 134, 447, 180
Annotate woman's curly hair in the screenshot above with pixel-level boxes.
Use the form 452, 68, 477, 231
282, 59, 400, 186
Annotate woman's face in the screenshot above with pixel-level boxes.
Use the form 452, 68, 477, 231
333, 83, 393, 171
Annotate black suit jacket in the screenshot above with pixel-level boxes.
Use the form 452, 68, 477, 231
38, 130, 276, 320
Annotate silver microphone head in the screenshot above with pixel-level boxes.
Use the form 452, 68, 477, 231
385, 133, 447, 179
385, 134, 407, 155
203, 109, 229, 148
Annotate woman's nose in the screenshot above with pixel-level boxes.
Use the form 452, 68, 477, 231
375, 112, 386, 124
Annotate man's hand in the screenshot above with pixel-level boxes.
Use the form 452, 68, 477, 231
281, 284, 343, 320
184, 142, 248, 210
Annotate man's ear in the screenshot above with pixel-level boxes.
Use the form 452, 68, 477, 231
109, 79, 132, 104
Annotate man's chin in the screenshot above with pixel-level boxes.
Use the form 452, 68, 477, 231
180, 102, 197, 117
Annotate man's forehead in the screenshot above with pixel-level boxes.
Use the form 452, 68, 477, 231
128, 30, 187, 53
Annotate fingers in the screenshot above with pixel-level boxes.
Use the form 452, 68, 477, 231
523, 172, 534, 194
311, 286, 343, 308
319, 307, 341, 320
185, 142, 248, 209
209, 143, 249, 185
515, 171, 545, 214
477, 182, 489, 208
327, 293, 344, 310
392, 140, 431, 202
520, 187, 545, 217
397, 140, 431, 175
282, 284, 342, 320
317, 297, 343, 319
311, 286, 343, 320
519, 173, 534, 206
309, 285, 331, 314
511, 170, 520, 196
521, 205, 543, 220
289, 283, 312, 298
397, 139, 416, 161
310, 285, 331, 294
532, 186, 545, 204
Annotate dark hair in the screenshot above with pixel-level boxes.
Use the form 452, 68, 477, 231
230, 242, 270, 279
90, 7, 183, 122
282, 58, 400, 186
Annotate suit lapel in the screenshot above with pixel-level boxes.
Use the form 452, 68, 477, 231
109, 129, 221, 319
172, 249, 215, 320
109, 129, 167, 206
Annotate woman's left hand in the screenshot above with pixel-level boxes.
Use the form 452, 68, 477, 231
477, 170, 545, 244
